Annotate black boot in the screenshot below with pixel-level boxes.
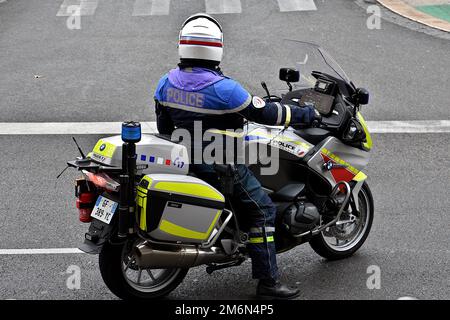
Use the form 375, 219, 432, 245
256, 279, 300, 300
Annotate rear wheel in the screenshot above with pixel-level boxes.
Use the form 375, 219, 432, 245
99, 239, 188, 300
309, 182, 374, 260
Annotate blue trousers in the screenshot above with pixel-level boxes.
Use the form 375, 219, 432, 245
191, 164, 279, 280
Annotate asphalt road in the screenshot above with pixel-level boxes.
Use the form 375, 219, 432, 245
1, 0, 449, 122
0, 133, 449, 300
0, 0, 449, 300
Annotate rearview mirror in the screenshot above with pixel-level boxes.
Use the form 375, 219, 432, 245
279, 68, 300, 83
356, 88, 370, 105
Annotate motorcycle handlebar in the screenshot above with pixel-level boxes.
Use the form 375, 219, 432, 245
290, 114, 322, 130
313, 114, 323, 125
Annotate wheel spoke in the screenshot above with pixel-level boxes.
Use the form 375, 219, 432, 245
147, 269, 156, 282
137, 269, 142, 284
123, 259, 132, 273
118, 240, 186, 294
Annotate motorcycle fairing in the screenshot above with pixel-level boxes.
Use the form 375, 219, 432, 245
244, 125, 314, 162
357, 112, 373, 151
307, 137, 370, 186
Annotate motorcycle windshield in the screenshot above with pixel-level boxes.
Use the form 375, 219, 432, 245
278, 39, 352, 90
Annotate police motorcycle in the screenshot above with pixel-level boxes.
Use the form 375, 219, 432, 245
67, 40, 374, 299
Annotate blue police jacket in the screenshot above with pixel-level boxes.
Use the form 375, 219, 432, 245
154, 67, 314, 135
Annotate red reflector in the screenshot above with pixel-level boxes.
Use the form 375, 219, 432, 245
76, 192, 96, 223
79, 192, 96, 202
165, 159, 171, 166
79, 208, 93, 223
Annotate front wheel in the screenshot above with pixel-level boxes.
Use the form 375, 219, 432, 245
99, 239, 188, 300
309, 182, 374, 260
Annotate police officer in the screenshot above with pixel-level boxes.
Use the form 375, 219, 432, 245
154, 13, 316, 299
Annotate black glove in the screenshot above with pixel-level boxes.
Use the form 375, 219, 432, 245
290, 104, 317, 127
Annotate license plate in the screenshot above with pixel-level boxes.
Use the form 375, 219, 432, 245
91, 196, 118, 224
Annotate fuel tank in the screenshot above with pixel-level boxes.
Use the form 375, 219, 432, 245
244, 124, 314, 163
244, 124, 370, 191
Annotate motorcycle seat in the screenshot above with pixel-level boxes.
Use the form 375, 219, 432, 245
294, 128, 332, 146
154, 133, 182, 144
270, 183, 306, 202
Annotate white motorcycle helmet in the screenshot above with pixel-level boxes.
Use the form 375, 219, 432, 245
178, 13, 223, 65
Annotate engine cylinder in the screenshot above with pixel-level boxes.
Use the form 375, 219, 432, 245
283, 202, 320, 235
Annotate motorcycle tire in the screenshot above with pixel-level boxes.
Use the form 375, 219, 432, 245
99, 240, 188, 300
309, 182, 374, 261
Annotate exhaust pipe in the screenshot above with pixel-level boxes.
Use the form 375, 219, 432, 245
134, 243, 232, 269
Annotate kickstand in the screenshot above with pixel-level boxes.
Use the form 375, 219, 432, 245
206, 257, 246, 275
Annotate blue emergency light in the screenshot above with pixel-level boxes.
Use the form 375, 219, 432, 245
121, 121, 141, 143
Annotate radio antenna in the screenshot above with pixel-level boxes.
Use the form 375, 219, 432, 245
72, 137, 86, 159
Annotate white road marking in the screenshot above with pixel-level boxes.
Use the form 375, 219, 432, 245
150, 0, 170, 15
0, 121, 449, 135
57, 0, 98, 17
0, 248, 84, 255
367, 120, 450, 133
205, 0, 242, 14
132, 0, 170, 16
57, 0, 77, 16
132, 0, 152, 16
0, 122, 157, 135
53, 0, 320, 17
277, 0, 317, 12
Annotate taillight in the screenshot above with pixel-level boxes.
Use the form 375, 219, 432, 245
83, 171, 120, 192
74, 173, 119, 223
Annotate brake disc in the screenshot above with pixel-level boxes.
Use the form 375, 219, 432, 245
325, 213, 361, 241
123, 255, 140, 271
